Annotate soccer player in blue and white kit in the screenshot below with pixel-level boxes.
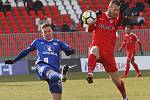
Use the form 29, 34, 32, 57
5, 23, 75, 100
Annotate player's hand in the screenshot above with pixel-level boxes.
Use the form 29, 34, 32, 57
65, 49, 75, 56
95, 9, 102, 17
5, 60, 15, 65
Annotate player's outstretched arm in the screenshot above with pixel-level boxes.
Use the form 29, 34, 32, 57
5, 46, 36, 65
138, 41, 144, 55
119, 42, 126, 52
60, 40, 75, 56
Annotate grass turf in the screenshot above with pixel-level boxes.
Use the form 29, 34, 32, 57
0, 71, 150, 100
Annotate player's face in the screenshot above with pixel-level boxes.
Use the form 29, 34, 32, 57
42, 26, 53, 40
125, 27, 131, 34
108, 4, 120, 18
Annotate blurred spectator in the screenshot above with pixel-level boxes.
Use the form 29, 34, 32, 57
26, 0, 34, 15
14, 0, 19, 7
3, 0, 12, 16
0, 0, 3, 11
23, 0, 27, 7
130, 14, 137, 26
147, 0, 150, 7
51, 22, 60, 32
70, 20, 77, 31
136, 2, 145, 12
119, 0, 125, 4
33, 0, 45, 15
131, 5, 139, 16
137, 12, 145, 26
124, 8, 132, 17
62, 21, 70, 32
122, 16, 131, 26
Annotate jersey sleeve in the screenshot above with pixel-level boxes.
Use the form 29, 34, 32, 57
88, 23, 96, 33
30, 39, 38, 48
59, 40, 71, 51
134, 34, 139, 42
123, 35, 127, 44
88, 14, 100, 33
14, 41, 37, 62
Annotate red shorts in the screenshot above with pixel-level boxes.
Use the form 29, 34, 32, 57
97, 54, 118, 73
127, 52, 135, 62
94, 50, 118, 73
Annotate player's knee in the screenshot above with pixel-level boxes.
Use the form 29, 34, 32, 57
46, 70, 61, 82
90, 46, 99, 58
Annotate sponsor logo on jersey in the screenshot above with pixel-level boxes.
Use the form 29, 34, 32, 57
97, 24, 115, 30
43, 45, 58, 56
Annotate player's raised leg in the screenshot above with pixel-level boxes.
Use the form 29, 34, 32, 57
109, 72, 128, 100
36, 63, 62, 100
45, 69, 62, 100
87, 46, 99, 83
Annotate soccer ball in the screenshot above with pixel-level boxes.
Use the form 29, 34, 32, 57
82, 10, 97, 25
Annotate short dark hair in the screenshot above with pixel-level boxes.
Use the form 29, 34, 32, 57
125, 25, 133, 29
110, 0, 121, 6
41, 23, 51, 29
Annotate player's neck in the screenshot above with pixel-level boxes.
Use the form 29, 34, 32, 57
105, 11, 112, 18
44, 38, 54, 41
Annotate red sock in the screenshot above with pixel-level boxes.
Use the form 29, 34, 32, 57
124, 63, 130, 76
132, 62, 140, 73
88, 54, 96, 73
116, 80, 127, 98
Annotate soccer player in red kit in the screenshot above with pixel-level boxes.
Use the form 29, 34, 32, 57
86, 0, 128, 100
119, 25, 143, 78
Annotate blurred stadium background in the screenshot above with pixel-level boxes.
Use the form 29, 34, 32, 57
0, 0, 150, 100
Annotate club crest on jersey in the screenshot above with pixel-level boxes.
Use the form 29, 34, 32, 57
53, 42, 58, 46
110, 20, 113, 23
45, 45, 53, 52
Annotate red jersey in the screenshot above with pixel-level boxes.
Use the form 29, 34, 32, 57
88, 12, 121, 54
123, 33, 139, 52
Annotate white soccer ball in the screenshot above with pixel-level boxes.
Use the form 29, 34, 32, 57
82, 10, 97, 25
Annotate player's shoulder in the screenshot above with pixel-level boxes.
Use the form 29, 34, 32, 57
131, 33, 137, 37
52, 39, 63, 44
33, 38, 45, 42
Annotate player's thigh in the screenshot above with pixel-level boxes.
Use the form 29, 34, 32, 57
89, 46, 99, 59
102, 54, 118, 73
127, 52, 134, 63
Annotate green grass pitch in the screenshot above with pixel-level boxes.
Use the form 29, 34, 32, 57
0, 71, 150, 100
